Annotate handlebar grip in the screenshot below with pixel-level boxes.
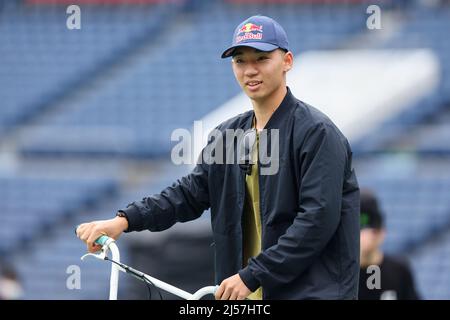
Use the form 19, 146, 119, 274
95, 235, 111, 246
75, 225, 112, 246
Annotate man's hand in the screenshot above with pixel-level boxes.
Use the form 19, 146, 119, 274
215, 274, 251, 300
76, 216, 128, 253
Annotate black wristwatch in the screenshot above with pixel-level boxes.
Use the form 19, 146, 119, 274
116, 211, 128, 219
116, 211, 129, 223
116, 211, 129, 231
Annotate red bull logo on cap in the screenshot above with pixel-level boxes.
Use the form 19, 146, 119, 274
236, 23, 263, 43
238, 23, 263, 34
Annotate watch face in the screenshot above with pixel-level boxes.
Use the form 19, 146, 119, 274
117, 212, 127, 218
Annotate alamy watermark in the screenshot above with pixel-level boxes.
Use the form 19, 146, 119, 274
366, 5, 382, 30
366, 264, 381, 290
171, 121, 280, 176
66, 5, 81, 30
64, 4, 381, 32
66, 264, 81, 290
365, 265, 399, 300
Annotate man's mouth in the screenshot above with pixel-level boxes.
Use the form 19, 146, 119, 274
246, 80, 263, 90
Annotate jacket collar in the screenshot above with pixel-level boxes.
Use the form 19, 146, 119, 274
242, 87, 296, 131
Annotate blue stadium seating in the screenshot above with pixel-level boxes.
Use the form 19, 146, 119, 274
15, 1, 367, 157
357, 174, 450, 254
0, 0, 180, 131
409, 230, 450, 299
353, 6, 450, 154
0, 175, 118, 255
8, 161, 189, 299
12, 223, 124, 299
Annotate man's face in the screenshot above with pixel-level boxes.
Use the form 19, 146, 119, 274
360, 228, 385, 256
231, 47, 293, 101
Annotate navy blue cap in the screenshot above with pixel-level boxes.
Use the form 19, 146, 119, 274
221, 15, 289, 59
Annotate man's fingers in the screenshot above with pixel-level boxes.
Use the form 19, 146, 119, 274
87, 243, 102, 253
78, 223, 100, 251
215, 275, 250, 300
79, 224, 93, 242
229, 290, 239, 300
215, 283, 224, 300
215, 283, 236, 300
77, 220, 115, 254
76, 223, 87, 238
86, 228, 104, 250
220, 287, 232, 300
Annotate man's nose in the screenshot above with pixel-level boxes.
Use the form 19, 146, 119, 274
244, 63, 258, 77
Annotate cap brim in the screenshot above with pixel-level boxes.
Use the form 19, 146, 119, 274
221, 42, 279, 59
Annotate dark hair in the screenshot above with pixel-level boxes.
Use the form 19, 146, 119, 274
360, 188, 385, 229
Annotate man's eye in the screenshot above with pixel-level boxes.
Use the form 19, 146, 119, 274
235, 59, 244, 64
258, 56, 268, 61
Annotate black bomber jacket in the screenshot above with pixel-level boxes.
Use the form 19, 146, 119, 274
121, 87, 360, 299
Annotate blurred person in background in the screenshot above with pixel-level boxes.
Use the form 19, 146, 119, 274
359, 189, 420, 300
76, 15, 360, 300
0, 262, 23, 300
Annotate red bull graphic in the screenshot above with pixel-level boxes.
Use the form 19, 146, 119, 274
236, 23, 263, 43
238, 23, 263, 34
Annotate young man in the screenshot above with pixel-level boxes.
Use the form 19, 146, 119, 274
77, 15, 360, 300
359, 189, 420, 300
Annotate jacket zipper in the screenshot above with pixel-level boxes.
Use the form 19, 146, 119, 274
240, 165, 246, 270
256, 132, 264, 250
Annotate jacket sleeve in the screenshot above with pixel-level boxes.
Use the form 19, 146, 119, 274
239, 122, 348, 291
119, 157, 210, 233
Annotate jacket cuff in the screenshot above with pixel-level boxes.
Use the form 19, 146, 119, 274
238, 266, 260, 292
118, 204, 152, 233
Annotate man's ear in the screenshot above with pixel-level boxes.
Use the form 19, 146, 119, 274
283, 51, 293, 72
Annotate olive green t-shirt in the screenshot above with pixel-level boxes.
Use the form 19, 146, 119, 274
242, 129, 263, 300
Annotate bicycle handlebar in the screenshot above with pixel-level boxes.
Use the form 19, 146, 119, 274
76, 225, 217, 300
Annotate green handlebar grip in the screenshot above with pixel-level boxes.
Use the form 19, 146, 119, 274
95, 235, 110, 246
